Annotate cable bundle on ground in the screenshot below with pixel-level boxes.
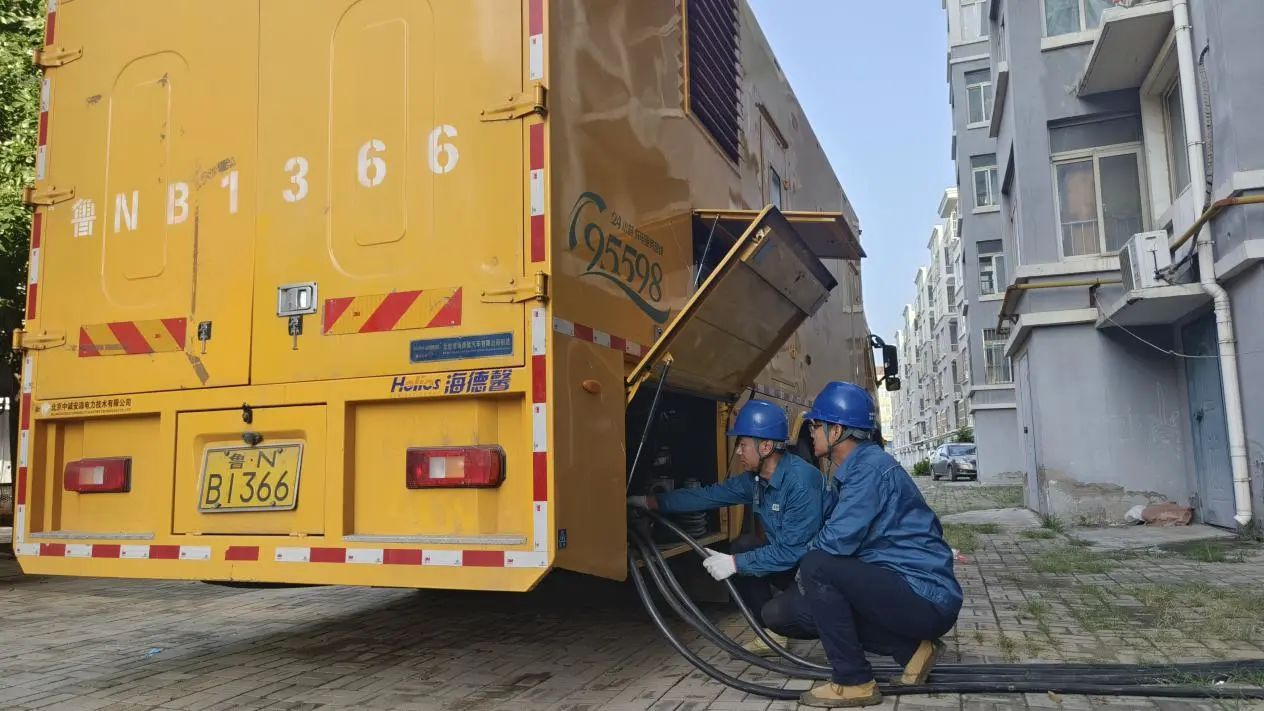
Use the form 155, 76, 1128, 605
629, 510, 1264, 701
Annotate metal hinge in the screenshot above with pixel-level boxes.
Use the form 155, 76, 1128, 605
33, 45, 83, 68
22, 184, 75, 207
480, 83, 548, 122
480, 272, 549, 304
13, 329, 66, 351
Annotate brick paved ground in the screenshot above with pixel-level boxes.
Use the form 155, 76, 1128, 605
2, 480, 1263, 710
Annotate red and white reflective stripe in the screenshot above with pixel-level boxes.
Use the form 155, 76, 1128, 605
14, 356, 32, 547
15, 540, 549, 568
529, 123, 545, 263
26, 212, 43, 320
35, 79, 50, 181
552, 317, 648, 358
44, 0, 57, 46
528, 0, 544, 81
270, 547, 549, 568
531, 307, 549, 552
16, 543, 211, 560
526, 0, 545, 265
525, 0, 550, 557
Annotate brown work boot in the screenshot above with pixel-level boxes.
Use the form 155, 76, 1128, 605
799, 680, 882, 708
895, 639, 944, 685
740, 630, 789, 658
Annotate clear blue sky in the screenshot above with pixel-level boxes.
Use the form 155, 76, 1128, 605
749, 1, 954, 344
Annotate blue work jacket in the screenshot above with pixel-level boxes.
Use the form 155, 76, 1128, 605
656, 454, 832, 577
809, 441, 963, 615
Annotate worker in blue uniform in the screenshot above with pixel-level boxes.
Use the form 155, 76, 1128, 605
771, 382, 962, 708
628, 399, 833, 657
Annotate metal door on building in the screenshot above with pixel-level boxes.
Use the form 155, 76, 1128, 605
1183, 314, 1236, 528
1015, 355, 1039, 509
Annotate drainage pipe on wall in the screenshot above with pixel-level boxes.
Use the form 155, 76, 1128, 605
1172, 0, 1253, 526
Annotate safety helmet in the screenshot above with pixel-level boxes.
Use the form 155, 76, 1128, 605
805, 381, 876, 431
726, 400, 789, 442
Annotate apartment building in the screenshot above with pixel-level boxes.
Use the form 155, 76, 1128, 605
953, 0, 1264, 526
890, 190, 971, 469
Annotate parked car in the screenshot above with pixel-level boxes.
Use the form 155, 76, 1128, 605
930, 443, 978, 481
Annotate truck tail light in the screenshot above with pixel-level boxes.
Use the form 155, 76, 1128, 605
406, 446, 505, 489
64, 458, 131, 493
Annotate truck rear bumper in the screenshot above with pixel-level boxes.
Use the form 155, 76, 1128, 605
16, 540, 549, 591
15, 366, 554, 593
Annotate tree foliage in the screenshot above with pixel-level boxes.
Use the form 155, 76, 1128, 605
0, 0, 43, 393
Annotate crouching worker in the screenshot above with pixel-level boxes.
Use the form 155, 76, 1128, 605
628, 400, 832, 657
792, 382, 962, 708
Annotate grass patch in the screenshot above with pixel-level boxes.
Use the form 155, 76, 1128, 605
992, 486, 1025, 509
1166, 669, 1264, 688
1021, 529, 1057, 540
943, 523, 1001, 553
1129, 583, 1264, 642
1058, 582, 1264, 644
997, 632, 1019, 662
1018, 600, 1051, 619
1069, 584, 1125, 632
1164, 540, 1249, 563
1030, 546, 1114, 574
1039, 514, 1067, 534
922, 485, 1025, 516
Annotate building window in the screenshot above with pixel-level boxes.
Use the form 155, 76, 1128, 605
978, 239, 1006, 295
1043, 0, 1114, 37
1050, 116, 1147, 256
961, 0, 988, 42
996, 11, 1008, 63
965, 69, 993, 126
949, 319, 959, 347
1163, 82, 1191, 198
769, 166, 784, 210
983, 328, 1012, 384
1054, 151, 1145, 255
971, 154, 998, 209
686, 0, 741, 163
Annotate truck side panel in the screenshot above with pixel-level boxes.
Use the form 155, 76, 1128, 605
546, 0, 871, 578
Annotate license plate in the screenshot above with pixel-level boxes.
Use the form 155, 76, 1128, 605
198, 443, 303, 512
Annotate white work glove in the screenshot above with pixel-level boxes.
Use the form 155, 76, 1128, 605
626, 495, 649, 509
702, 548, 738, 581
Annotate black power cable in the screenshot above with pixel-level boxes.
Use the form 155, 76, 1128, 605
629, 510, 1264, 700
628, 528, 828, 679
632, 523, 1262, 682
632, 521, 1264, 684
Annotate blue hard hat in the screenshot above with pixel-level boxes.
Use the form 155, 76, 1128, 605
727, 400, 789, 441
805, 381, 876, 430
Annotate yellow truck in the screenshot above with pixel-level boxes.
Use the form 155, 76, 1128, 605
13, 0, 875, 591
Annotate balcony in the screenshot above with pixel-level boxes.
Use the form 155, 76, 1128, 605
1077, 1, 1173, 97
1096, 283, 1207, 328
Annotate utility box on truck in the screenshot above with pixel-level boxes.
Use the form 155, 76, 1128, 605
14, 0, 872, 591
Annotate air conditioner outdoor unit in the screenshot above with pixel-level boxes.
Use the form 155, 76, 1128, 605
1119, 231, 1172, 291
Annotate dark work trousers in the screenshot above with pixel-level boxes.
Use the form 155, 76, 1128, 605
763, 550, 959, 685
730, 534, 797, 628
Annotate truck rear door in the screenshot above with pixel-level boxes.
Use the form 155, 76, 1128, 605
251, 0, 527, 384
32, 1, 260, 398
628, 207, 841, 401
